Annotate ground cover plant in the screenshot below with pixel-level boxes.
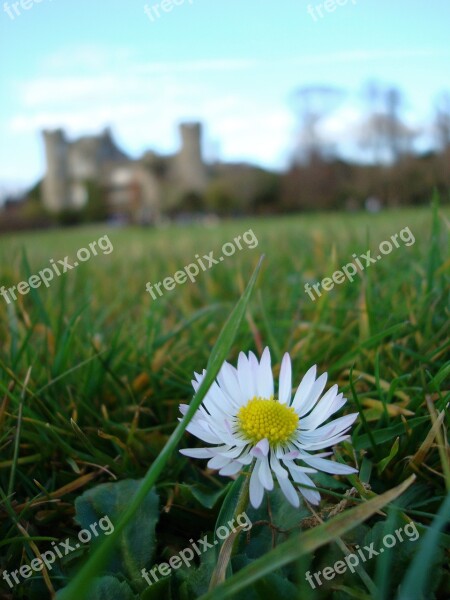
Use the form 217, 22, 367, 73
0, 200, 449, 599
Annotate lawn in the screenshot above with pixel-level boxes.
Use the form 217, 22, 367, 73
0, 202, 449, 599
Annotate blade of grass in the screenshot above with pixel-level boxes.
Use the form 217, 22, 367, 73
349, 365, 380, 460
396, 491, 450, 600
7, 367, 31, 497
426, 190, 441, 296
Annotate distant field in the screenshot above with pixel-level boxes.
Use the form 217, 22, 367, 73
0, 206, 446, 320
0, 204, 449, 599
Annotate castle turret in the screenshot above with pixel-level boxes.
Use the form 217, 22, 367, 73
175, 122, 207, 192
42, 129, 68, 212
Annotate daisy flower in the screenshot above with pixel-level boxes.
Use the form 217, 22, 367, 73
180, 348, 358, 509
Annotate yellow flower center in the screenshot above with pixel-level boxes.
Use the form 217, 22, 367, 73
237, 397, 299, 445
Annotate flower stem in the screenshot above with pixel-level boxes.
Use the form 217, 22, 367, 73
209, 466, 253, 591
231, 465, 252, 555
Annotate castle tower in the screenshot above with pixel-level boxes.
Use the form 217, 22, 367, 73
42, 129, 68, 212
175, 122, 207, 193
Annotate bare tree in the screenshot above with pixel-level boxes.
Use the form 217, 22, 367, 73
434, 91, 450, 151
359, 82, 416, 164
291, 85, 344, 164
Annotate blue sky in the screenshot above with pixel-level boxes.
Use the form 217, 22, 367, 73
0, 0, 449, 194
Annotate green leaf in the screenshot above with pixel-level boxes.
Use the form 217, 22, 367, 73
177, 547, 218, 599
57, 576, 137, 600
213, 474, 247, 557
197, 475, 416, 599
328, 322, 410, 374
396, 491, 450, 600
253, 572, 299, 599
187, 483, 231, 509
57, 256, 264, 600
377, 437, 400, 474
243, 488, 310, 559
359, 456, 373, 483
426, 189, 441, 295
140, 575, 172, 600
354, 417, 429, 450
74, 479, 159, 584
373, 509, 399, 600
430, 360, 450, 389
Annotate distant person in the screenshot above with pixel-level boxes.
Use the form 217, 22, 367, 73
365, 196, 382, 213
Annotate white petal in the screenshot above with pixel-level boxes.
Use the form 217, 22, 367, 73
219, 461, 243, 476
283, 450, 300, 459
215, 445, 246, 459
300, 455, 358, 475
191, 372, 233, 422
237, 352, 255, 402
217, 362, 243, 407
186, 421, 221, 445
257, 347, 274, 398
288, 465, 317, 474
224, 419, 233, 435
298, 372, 328, 417
300, 386, 345, 431
193, 370, 204, 383
258, 456, 274, 490
237, 451, 254, 466
251, 438, 269, 457
248, 351, 260, 384
288, 467, 321, 505
249, 464, 265, 508
278, 451, 317, 473
179, 404, 189, 416
207, 454, 231, 470
291, 365, 317, 409
296, 433, 351, 451
228, 435, 249, 448
270, 452, 288, 479
179, 448, 214, 459
277, 472, 300, 507
278, 353, 292, 404
204, 381, 236, 419
300, 413, 358, 443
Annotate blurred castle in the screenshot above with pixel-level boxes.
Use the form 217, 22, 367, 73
41, 122, 209, 222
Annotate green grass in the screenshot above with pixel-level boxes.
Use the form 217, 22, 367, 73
0, 203, 449, 599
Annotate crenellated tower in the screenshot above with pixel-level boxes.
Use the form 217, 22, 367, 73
42, 129, 69, 212
175, 122, 207, 193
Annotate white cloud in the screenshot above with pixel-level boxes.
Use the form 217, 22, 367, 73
319, 105, 362, 140
8, 45, 295, 169
291, 48, 449, 66
134, 58, 260, 74
7, 42, 444, 185
39, 44, 135, 72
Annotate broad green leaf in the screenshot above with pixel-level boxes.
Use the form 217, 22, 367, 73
140, 575, 172, 599
187, 483, 231, 509
253, 571, 298, 599
57, 576, 137, 600
177, 547, 218, 599
243, 488, 310, 559
74, 479, 159, 584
